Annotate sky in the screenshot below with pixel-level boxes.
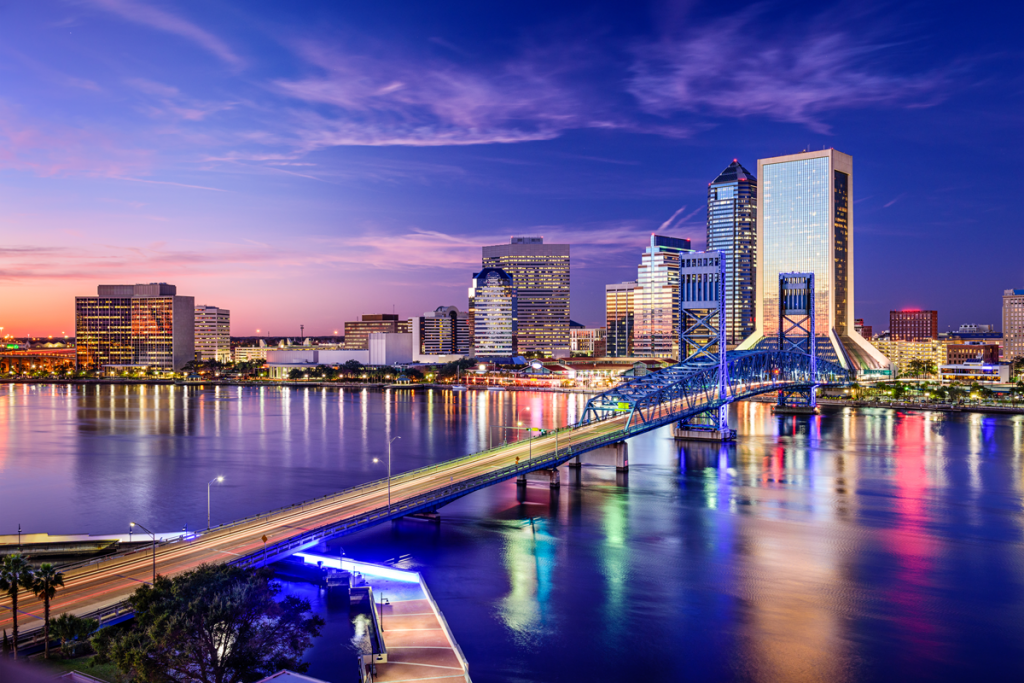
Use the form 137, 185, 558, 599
0, 0, 1021, 337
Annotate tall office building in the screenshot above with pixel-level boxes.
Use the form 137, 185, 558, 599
707, 160, 757, 347
605, 281, 636, 357
1004, 289, 1024, 361
76, 283, 195, 371
194, 305, 231, 362
890, 310, 938, 341
482, 237, 569, 357
738, 149, 888, 372
468, 268, 517, 357
633, 235, 692, 358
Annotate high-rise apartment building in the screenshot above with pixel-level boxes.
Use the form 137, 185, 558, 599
468, 268, 517, 357
1004, 289, 1024, 361
633, 235, 692, 358
707, 160, 757, 346
194, 305, 231, 362
854, 318, 873, 340
738, 149, 888, 373
75, 283, 195, 371
605, 281, 636, 357
412, 306, 470, 358
890, 310, 938, 341
481, 237, 569, 357
342, 314, 411, 350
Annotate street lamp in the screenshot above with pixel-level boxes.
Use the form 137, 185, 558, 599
373, 436, 401, 515
130, 522, 157, 583
208, 476, 224, 529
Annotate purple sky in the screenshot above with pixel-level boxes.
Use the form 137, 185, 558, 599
0, 0, 1021, 337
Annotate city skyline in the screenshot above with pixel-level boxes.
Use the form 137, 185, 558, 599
0, 1, 1021, 336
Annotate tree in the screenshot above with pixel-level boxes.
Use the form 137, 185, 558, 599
51, 613, 98, 659
288, 368, 305, 380
29, 563, 65, 658
890, 383, 907, 401
94, 563, 324, 683
0, 554, 34, 657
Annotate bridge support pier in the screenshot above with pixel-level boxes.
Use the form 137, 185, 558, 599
612, 442, 628, 472
548, 468, 560, 489
673, 425, 735, 442
567, 456, 581, 469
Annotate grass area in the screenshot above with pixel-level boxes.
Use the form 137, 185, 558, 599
34, 654, 122, 682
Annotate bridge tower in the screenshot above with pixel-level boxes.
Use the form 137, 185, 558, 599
674, 250, 734, 441
775, 272, 819, 413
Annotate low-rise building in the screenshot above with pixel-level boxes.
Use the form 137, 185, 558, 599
570, 325, 606, 357
946, 343, 1000, 365
872, 338, 950, 377
939, 360, 1010, 384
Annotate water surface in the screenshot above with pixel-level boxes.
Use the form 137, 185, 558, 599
1, 384, 1022, 682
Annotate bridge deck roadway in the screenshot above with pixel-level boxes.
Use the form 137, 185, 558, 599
0, 412, 632, 637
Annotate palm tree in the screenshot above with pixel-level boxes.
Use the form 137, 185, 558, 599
0, 554, 35, 658
29, 563, 65, 658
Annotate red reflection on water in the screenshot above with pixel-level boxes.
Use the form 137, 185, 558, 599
885, 412, 939, 656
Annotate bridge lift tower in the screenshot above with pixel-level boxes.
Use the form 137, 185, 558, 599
674, 250, 734, 441
774, 272, 819, 414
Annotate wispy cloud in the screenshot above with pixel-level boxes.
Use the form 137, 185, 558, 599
0, 103, 150, 177
627, 11, 951, 133
85, 0, 243, 68
270, 41, 635, 149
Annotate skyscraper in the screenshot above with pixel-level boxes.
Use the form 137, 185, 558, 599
75, 283, 195, 371
707, 160, 757, 347
195, 305, 231, 362
738, 149, 887, 372
633, 235, 692, 358
482, 237, 569, 357
468, 268, 517, 357
1004, 289, 1024, 362
605, 281, 636, 357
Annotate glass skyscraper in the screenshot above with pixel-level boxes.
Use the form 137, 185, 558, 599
482, 237, 569, 357
468, 268, 517, 357
707, 160, 757, 347
738, 149, 888, 372
633, 235, 692, 358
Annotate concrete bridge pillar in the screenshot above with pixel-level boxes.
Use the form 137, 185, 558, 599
612, 442, 628, 472
548, 468, 560, 489
567, 456, 582, 469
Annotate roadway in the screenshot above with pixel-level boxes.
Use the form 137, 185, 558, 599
0, 412, 631, 638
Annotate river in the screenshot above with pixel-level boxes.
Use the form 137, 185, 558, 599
1, 384, 1022, 682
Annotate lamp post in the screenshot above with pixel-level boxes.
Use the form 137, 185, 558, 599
373, 436, 401, 515
130, 522, 157, 583
207, 476, 224, 530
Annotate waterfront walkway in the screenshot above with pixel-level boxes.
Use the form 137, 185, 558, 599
373, 578, 468, 683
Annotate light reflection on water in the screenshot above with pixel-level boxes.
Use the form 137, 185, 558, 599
1, 384, 1023, 682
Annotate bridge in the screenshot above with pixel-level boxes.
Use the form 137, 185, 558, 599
1, 347, 847, 648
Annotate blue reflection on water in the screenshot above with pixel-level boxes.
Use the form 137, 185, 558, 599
1, 385, 1023, 682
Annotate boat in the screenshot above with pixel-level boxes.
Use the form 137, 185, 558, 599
487, 385, 506, 392
451, 384, 468, 391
